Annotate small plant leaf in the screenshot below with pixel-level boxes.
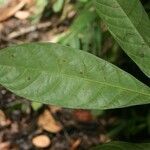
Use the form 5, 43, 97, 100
91, 141, 150, 150
94, 0, 150, 77
52, 0, 64, 13
0, 43, 149, 109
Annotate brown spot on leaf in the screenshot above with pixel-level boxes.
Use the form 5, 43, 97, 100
27, 77, 31, 81
11, 54, 15, 58
73, 110, 93, 122
63, 59, 66, 63
80, 71, 83, 75
139, 52, 144, 57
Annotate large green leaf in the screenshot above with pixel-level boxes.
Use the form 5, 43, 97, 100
91, 141, 150, 150
94, 0, 150, 77
0, 43, 149, 109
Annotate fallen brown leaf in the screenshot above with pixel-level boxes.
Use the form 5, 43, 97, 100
32, 135, 51, 148
0, 110, 6, 122
0, 142, 10, 150
15, 10, 30, 20
0, 110, 11, 127
0, 0, 27, 22
38, 109, 62, 133
73, 110, 93, 123
71, 139, 81, 150
49, 105, 62, 114
0, 23, 4, 32
23, 0, 35, 6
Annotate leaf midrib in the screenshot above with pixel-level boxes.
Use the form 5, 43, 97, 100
116, 0, 150, 47
0, 64, 149, 97
95, 0, 150, 49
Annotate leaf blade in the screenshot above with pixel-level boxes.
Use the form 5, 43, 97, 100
91, 141, 150, 150
0, 43, 149, 109
94, 0, 150, 77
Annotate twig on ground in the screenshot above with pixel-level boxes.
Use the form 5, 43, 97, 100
8, 22, 52, 39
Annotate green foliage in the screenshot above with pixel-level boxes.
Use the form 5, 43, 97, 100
52, 0, 64, 13
59, 1, 102, 56
0, 0, 150, 148
59, 1, 120, 63
30, 0, 49, 23
94, 0, 150, 77
91, 141, 150, 150
31, 101, 42, 111
0, 43, 149, 109
105, 106, 150, 138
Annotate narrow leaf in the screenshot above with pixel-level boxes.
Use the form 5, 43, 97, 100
94, 0, 150, 77
0, 43, 149, 109
91, 141, 150, 150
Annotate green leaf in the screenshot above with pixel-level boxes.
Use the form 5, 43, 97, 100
59, 2, 98, 48
91, 141, 150, 150
32, 102, 42, 111
0, 43, 149, 109
52, 0, 64, 13
94, 0, 150, 77
31, 0, 49, 23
